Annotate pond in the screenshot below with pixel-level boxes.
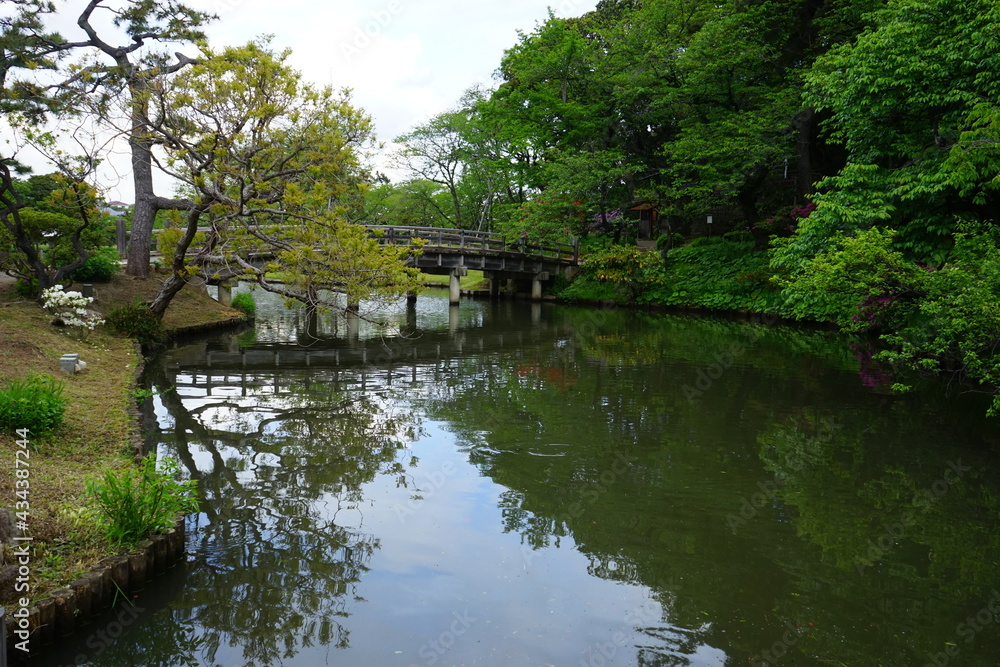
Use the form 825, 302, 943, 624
38, 290, 1000, 666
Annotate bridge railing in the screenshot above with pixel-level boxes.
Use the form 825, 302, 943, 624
366, 226, 579, 263
144, 224, 579, 264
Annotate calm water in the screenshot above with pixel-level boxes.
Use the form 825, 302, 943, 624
38, 290, 1000, 667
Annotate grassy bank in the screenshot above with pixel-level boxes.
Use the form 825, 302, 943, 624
421, 270, 489, 291
0, 274, 240, 607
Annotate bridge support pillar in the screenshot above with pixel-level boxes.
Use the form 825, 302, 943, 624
449, 268, 467, 305
405, 297, 418, 334
531, 272, 549, 300
217, 282, 232, 307
346, 300, 360, 341
488, 275, 500, 299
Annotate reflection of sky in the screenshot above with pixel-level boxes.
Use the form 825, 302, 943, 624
344, 425, 714, 667
133, 298, 725, 666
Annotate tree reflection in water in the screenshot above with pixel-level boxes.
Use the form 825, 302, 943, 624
75, 302, 1000, 667
141, 361, 423, 666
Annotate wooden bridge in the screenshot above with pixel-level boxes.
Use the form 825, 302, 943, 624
143, 224, 581, 304
367, 226, 579, 303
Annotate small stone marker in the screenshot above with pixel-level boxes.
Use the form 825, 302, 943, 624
82, 284, 94, 298
60, 353, 82, 374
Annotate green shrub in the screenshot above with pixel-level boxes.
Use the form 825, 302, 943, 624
105, 299, 166, 348
0, 373, 67, 436
777, 228, 919, 326
575, 245, 667, 303
556, 275, 622, 302
13, 277, 38, 298
230, 292, 256, 317
71, 246, 121, 283
655, 233, 686, 252
86, 456, 198, 548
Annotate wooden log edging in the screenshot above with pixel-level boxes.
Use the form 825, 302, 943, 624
3, 516, 187, 663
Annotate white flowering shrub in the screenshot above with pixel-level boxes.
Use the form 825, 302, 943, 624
41, 285, 105, 336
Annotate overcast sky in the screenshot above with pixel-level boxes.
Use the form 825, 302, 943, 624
194, 0, 598, 140
14, 0, 598, 201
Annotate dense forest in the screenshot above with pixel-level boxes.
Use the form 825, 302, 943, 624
384, 0, 1000, 414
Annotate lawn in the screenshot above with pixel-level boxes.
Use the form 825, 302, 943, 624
0, 273, 241, 606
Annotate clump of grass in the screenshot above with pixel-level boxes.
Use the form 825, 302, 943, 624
230, 292, 256, 318
86, 456, 198, 548
104, 299, 167, 348
0, 373, 67, 436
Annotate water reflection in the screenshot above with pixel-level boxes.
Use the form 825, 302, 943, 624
38, 292, 1000, 667
141, 357, 422, 665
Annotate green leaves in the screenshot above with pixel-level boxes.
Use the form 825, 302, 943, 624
86, 456, 199, 548
141, 39, 422, 320
794, 0, 1000, 266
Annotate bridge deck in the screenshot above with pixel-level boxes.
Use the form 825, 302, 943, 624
145, 224, 579, 287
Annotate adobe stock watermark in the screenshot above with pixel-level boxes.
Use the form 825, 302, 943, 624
578, 599, 660, 667
11, 427, 33, 654
408, 609, 477, 667
521, 451, 632, 567
340, 1, 407, 63
65, 601, 146, 666
565, 301, 618, 344
725, 418, 842, 533
750, 619, 814, 666
924, 589, 1000, 667
682, 313, 779, 402
854, 458, 972, 575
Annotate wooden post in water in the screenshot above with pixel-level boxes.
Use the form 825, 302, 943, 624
449, 268, 467, 305
532, 272, 548, 300
405, 296, 417, 333
489, 274, 500, 300
217, 282, 232, 307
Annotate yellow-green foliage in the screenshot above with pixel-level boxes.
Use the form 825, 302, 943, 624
146, 38, 422, 319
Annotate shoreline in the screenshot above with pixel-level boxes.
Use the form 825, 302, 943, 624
1, 275, 243, 662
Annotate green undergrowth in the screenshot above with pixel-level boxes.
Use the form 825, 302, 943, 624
652, 240, 787, 313
86, 456, 198, 548
558, 239, 792, 316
